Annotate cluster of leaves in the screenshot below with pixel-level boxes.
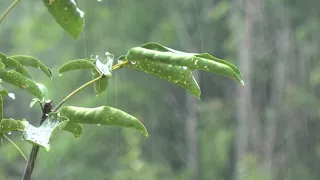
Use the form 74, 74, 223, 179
0, 0, 243, 152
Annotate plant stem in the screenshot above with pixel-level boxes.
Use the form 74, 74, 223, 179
52, 74, 104, 112
3, 134, 27, 161
22, 101, 52, 180
0, 0, 21, 25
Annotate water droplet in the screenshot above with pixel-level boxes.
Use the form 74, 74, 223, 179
97, 124, 101, 126
131, 61, 136, 65
64, 7, 68, 10
182, 66, 187, 70
97, 0, 103, 2
8, 132, 11, 135
204, 66, 208, 69
59, 74, 62, 77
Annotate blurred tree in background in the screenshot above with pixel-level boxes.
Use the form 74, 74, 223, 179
1, 0, 320, 180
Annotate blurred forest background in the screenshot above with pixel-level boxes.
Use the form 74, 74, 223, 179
1, 0, 320, 179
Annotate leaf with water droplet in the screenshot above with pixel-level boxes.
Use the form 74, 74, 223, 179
58, 59, 95, 75
0, 53, 33, 79
125, 42, 244, 86
59, 106, 149, 137
0, 118, 29, 133
43, 0, 85, 39
92, 69, 109, 95
10, 55, 52, 78
62, 122, 83, 138
22, 112, 68, 151
0, 70, 44, 100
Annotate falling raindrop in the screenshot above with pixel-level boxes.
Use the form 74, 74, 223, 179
7, 132, 11, 135
182, 66, 187, 70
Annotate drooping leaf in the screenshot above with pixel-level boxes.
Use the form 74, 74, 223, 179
92, 69, 109, 95
0, 70, 44, 100
10, 55, 52, 78
0, 118, 29, 133
124, 60, 200, 98
58, 59, 95, 75
43, 0, 85, 39
125, 42, 244, 84
0, 53, 33, 78
59, 106, 149, 137
22, 112, 68, 151
62, 122, 83, 138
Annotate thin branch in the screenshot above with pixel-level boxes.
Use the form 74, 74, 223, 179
52, 74, 103, 112
0, 0, 21, 25
3, 134, 27, 161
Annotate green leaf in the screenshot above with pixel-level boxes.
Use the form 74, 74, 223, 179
36, 83, 49, 102
62, 122, 83, 138
125, 42, 244, 84
22, 112, 68, 151
0, 70, 44, 100
92, 69, 109, 95
124, 60, 200, 98
0, 118, 29, 133
43, 0, 85, 39
58, 59, 95, 75
59, 106, 149, 137
0, 53, 33, 79
10, 55, 52, 78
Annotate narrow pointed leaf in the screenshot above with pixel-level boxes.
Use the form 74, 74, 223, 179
59, 106, 149, 137
125, 42, 244, 84
10, 55, 52, 78
92, 69, 109, 95
58, 59, 95, 74
62, 122, 83, 138
0, 53, 32, 78
43, 0, 85, 39
22, 112, 68, 151
0, 70, 44, 100
0, 118, 29, 133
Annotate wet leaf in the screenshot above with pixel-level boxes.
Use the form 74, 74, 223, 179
0, 53, 32, 78
92, 69, 109, 95
0, 70, 44, 100
59, 106, 149, 137
36, 83, 49, 102
43, 0, 85, 39
62, 122, 83, 138
125, 43, 243, 95
0, 118, 29, 133
22, 112, 68, 151
10, 55, 52, 78
125, 60, 200, 98
58, 59, 95, 74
